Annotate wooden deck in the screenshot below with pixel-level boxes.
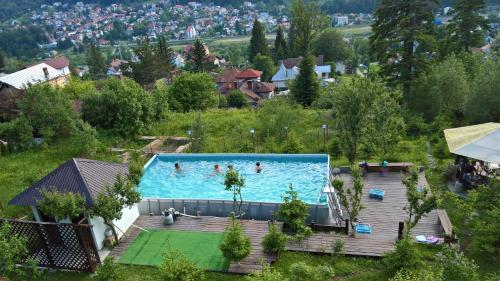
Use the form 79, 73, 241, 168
110, 215, 277, 274
287, 171, 443, 257
110, 171, 445, 273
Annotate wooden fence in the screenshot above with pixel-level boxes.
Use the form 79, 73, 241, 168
0, 219, 100, 272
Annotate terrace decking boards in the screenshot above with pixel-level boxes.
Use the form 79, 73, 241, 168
110, 171, 446, 273
110, 216, 277, 274
287, 172, 444, 257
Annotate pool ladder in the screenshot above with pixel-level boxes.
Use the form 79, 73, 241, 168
320, 169, 343, 226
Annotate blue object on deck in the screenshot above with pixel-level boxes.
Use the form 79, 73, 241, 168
355, 223, 372, 234
319, 194, 328, 204
369, 188, 385, 199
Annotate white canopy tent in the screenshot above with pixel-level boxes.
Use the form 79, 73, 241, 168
444, 123, 500, 163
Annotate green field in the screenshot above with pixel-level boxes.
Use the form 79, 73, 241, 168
119, 230, 230, 271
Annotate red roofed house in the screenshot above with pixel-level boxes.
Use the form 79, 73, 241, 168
216, 68, 275, 106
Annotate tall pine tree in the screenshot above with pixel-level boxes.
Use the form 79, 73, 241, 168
129, 38, 158, 86
370, 0, 438, 100
291, 54, 320, 107
191, 38, 208, 72
86, 43, 106, 79
288, 0, 329, 57
274, 25, 288, 62
249, 18, 269, 63
447, 0, 489, 53
156, 35, 175, 73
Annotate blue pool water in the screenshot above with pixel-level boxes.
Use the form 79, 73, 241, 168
138, 154, 329, 204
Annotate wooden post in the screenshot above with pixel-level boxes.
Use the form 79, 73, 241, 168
345, 219, 349, 235
398, 222, 404, 239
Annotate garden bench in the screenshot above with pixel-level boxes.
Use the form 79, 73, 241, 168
437, 209, 453, 236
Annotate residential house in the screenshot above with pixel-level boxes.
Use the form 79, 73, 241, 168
0, 63, 66, 119
107, 59, 129, 77
271, 55, 332, 91
186, 25, 197, 39
216, 68, 275, 106
9, 158, 140, 251
30, 56, 71, 78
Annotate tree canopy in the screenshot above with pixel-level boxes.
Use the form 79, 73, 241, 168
81, 78, 153, 136
447, 0, 489, 53
252, 53, 275, 82
249, 18, 269, 63
273, 25, 288, 63
370, 0, 438, 99
313, 28, 351, 63
168, 72, 218, 112
86, 43, 107, 80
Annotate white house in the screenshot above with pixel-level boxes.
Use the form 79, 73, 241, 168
337, 16, 349, 26
271, 55, 332, 91
9, 158, 140, 251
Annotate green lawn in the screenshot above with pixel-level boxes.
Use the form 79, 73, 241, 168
119, 230, 230, 271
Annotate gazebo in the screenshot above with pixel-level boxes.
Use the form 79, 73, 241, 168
9, 158, 140, 250
444, 122, 500, 164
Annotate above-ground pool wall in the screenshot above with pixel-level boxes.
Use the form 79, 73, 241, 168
138, 199, 330, 224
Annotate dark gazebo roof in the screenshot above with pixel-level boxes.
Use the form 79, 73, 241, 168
9, 158, 129, 207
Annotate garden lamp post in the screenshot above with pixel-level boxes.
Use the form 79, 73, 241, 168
322, 124, 328, 152
250, 129, 255, 151
187, 130, 192, 145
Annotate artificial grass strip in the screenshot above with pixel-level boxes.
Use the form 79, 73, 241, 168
118, 230, 230, 271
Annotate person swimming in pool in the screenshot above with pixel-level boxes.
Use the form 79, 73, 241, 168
255, 162, 263, 173
174, 162, 182, 172
214, 164, 222, 173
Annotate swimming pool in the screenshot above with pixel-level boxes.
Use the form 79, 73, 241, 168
138, 154, 329, 204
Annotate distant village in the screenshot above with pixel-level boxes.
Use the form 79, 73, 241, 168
9, 0, 373, 49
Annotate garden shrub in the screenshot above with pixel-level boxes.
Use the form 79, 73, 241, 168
390, 269, 442, 281
288, 262, 335, 281
277, 185, 310, 234
93, 257, 122, 281
37, 190, 86, 220
159, 248, 205, 281
384, 237, 422, 275
219, 217, 252, 263
436, 246, 480, 281
262, 223, 288, 254
245, 265, 287, 281
227, 90, 248, 109
331, 239, 345, 257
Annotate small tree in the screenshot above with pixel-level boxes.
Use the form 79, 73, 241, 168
253, 53, 275, 82
332, 168, 364, 233
38, 190, 86, 221
262, 223, 288, 254
219, 216, 252, 263
402, 169, 437, 233
159, 248, 205, 281
291, 54, 320, 107
190, 112, 206, 153
190, 38, 208, 72
276, 185, 310, 234
92, 257, 122, 281
224, 169, 245, 216
90, 176, 141, 243
86, 43, 106, 79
